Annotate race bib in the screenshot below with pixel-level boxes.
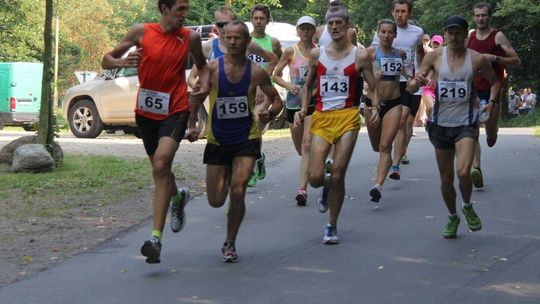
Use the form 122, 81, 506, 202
138, 88, 170, 115
381, 57, 403, 75
320, 75, 349, 97
216, 96, 249, 119
438, 81, 469, 102
298, 65, 309, 82
247, 53, 268, 64
402, 48, 414, 66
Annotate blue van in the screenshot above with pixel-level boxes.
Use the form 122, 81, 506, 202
0, 62, 43, 130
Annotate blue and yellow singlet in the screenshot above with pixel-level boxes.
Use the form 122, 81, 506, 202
207, 57, 260, 145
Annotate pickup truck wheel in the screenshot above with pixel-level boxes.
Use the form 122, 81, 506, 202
68, 99, 104, 138
0, 117, 4, 130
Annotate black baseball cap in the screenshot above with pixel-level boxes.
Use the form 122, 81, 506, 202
443, 15, 468, 31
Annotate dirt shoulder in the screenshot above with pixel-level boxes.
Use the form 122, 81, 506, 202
0, 132, 295, 287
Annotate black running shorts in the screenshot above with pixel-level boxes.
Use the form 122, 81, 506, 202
135, 112, 189, 156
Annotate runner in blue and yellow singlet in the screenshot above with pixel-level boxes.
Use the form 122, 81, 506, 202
188, 21, 283, 263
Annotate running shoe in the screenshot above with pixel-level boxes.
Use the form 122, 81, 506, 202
470, 167, 484, 189
401, 154, 410, 164
141, 237, 162, 264
295, 188, 307, 206
257, 153, 266, 180
461, 204, 482, 231
443, 215, 461, 239
317, 183, 330, 213
221, 241, 238, 263
170, 187, 190, 233
323, 224, 339, 245
388, 166, 401, 180
325, 158, 333, 174
369, 185, 381, 203
247, 172, 258, 187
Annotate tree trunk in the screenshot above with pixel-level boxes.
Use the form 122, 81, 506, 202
37, 0, 54, 148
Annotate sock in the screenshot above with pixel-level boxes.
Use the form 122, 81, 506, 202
449, 213, 458, 218
326, 223, 336, 228
171, 191, 183, 207
374, 184, 382, 191
462, 201, 472, 209
392, 165, 399, 170
152, 230, 162, 241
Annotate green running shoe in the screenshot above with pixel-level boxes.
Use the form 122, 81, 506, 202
461, 204, 482, 231
470, 168, 484, 188
257, 153, 266, 180
443, 215, 461, 239
401, 154, 410, 164
247, 172, 258, 187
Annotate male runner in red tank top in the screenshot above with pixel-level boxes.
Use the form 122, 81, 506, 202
467, 2, 520, 189
102, 0, 209, 264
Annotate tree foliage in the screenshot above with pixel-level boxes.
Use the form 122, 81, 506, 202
0, 0, 537, 101
0, 0, 44, 61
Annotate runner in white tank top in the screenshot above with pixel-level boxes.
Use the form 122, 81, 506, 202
407, 15, 500, 239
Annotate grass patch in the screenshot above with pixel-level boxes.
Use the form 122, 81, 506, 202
0, 155, 152, 219
499, 111, 540, 128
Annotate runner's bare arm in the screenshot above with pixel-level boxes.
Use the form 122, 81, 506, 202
408, 50, 437, 93
189, 31, 210, 97
272, 46, 294, 91
271, 37, 283, 60
415, 36, 426, 68
253, 65, 284, 124
187, 65, 199, 89
495, 31, 521, 67
313, 26, 323, 45
202, 38, 214, 59
102, 24, 144, 69
187, 61, 216, 142
248, 42, 278, 75
347, 27, 358, 46
475, 53, 501, 104
295, 48, 319, 126
357, 48, 379, 125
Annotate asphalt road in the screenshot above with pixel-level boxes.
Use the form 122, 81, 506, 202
1, 128, 539, 304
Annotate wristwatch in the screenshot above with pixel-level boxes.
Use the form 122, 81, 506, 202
494, 56, 501, 63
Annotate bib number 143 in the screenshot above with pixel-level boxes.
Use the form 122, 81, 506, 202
320, 76, 349, 97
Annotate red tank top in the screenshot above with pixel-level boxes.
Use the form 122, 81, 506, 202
467, 29, 506, 91
136, 24, 191, 120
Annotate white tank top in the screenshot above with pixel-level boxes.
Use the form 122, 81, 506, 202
318, 26, 332, 48
433, 47, 478, 127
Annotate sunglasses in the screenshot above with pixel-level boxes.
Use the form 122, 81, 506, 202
215, 22, 229, 28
